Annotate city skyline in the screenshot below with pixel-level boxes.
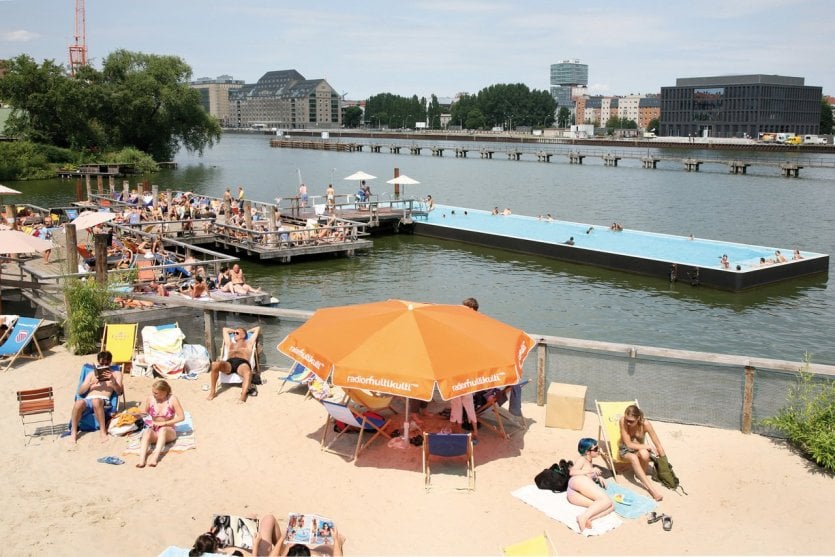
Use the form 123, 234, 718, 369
1, 0, 833, 101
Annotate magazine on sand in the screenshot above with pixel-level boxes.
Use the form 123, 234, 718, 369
211, 514, 260, 551
286, 513, 335, 546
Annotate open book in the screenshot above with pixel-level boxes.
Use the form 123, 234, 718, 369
286, 513, 335, 547
211, 514, 260, 551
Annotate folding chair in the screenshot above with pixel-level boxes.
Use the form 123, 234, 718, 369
501, 531, 557, 556
219, 327, 259, 388
343, 388, 398, 416
595, 399, 639, 480
17, 387, 56, 444
72, 363, 124, 432
0, 317, 44, 371
475, 379, 530, 439
100, 323, 138, 373
422, 432, 475, 492
319, 400, 393, 461
277, 361, 314, 395
135, 256, 158, 283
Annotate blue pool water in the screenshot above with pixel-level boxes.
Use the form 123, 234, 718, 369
426, 204, 825, 271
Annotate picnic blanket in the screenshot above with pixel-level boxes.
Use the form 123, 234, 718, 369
511, 484, 623, 537
123, 412, 196, 456
604, 482, 657, 519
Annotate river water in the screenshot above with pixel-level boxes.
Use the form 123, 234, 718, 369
11, 133, 835, 364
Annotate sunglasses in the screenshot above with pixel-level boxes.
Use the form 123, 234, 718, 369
625, 418, 637, 425
590, 446, 600, 452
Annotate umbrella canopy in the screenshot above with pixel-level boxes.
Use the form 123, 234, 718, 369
344, 171, 377, 181
385, 174, 420, 185
71, 210, 116, 229
0, 229, 53, 254
0, 185, 22, 195
277, 299, 535, 402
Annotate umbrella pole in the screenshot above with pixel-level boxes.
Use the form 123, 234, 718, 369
402, 398, 410, 441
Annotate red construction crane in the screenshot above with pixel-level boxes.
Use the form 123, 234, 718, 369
68, 0, 87, 75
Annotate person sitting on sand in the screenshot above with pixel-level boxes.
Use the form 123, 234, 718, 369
69, 351, 123, 443
136, 379, 184, 468
207, 326, 261, 403
567, 437, 613, 532
619, 404, 666, 501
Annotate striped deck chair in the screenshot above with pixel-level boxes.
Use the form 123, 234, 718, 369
0, 317, 44, 371
319, 400, 393, 461
100, 323, 138, 373
277, 361, 314, 395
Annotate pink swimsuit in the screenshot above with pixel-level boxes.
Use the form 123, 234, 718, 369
145, 397, 175, 431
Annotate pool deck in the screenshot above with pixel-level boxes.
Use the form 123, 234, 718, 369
412, 205, 829, 291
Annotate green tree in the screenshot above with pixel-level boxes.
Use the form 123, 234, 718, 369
343, 106, 363, 128
820, 97, 833, 135
647, 117, 660, 134
0, 51, 220, 161
557, 107, 571, 128
426, 94, 442, 129
465, 108, 487, 130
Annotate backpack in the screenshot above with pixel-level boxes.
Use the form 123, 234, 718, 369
534, 459, 572, 493
651, 454, 687, 494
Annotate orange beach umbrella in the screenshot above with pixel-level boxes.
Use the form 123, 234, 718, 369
276, 299, 535, 402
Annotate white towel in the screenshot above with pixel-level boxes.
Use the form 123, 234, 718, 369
511, 484, 623, 537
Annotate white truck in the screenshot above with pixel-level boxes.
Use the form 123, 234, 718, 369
803, 134, 828, 145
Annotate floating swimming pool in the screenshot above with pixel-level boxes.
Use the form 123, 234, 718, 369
413, 205, 829, 291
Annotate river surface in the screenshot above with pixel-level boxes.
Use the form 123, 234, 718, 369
10, 133, 835, 364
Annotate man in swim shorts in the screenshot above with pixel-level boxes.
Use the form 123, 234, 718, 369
207, 326, 261, 403
69, 351, 124, 443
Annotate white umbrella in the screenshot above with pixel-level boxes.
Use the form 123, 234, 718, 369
385, 174, 420, 185
0, 230, 54, 313
71, 210, 116, 229
344, 171, 377, 181
0, 185, 22, 195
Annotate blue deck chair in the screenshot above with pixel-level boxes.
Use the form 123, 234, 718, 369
319, 400, 393, 461
422, 432, 476, 492
277, 361, 314, 395
475, 379, 531, 439
71, 363, 124, 432
0, 317, 44, 372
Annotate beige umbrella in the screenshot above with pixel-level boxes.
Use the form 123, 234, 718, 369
344, 171, 377, 181
71, 210, 116, 230
0, 185, 22, 223
0, 230, 54, 313
385, 174, 420, 186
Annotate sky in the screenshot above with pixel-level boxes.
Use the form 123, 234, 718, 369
1, 0, 833, 101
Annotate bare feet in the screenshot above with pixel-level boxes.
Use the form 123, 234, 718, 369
136, 462, 146, 468
576, 514, 592, 532
206, 392, 216, 401
148, 454, 160, 467
237, 397, 247, 404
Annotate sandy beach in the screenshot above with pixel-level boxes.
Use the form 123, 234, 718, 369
2, 344, 832, 556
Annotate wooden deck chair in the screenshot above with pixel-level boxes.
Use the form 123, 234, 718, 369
72, 363, 125, 432
277, 361, 314, 395
17, 387, 56, 444
76, 244, 93, 260
501, 532, 557, 556
319, 400, 393, 461
595, 399, 639, 480
219, 327, 260, 388
475, 379, 530, 439
0, 317, 44, 371
135, 255, 157, 283
422, 432, 475, 492
343, 388, 398, 416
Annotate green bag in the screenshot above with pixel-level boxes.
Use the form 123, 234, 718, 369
651, 454, 687, 494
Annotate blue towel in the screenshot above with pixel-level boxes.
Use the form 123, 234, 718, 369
604, 482, 657, 519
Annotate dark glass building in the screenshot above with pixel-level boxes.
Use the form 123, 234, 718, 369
659, 75, 822, 138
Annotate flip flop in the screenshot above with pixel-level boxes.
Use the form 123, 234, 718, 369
97, 456, 125, 465
662, 515, 673, 531
247, 386, 258, 397
647, 511, 662, 524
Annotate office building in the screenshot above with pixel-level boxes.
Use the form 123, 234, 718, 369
550, 59, 588, 115
660, 74, 822, 138
190, 75, 245, 127
229, 70, 341, 129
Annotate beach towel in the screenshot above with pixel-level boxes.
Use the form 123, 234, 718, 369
123, 412, 196, 456
511, 484, 623, 537
604, 482, 657, 519
157, 547, 224, 557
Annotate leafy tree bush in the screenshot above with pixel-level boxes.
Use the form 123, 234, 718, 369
100, 147, 159, 174
0, 141, 53, 180
761, 356, 835, 473
62, 278, 115, 355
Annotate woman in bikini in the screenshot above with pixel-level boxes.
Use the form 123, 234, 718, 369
567, 437, 614, 532
136, 379, 184, 468
619, 404, 666, 501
